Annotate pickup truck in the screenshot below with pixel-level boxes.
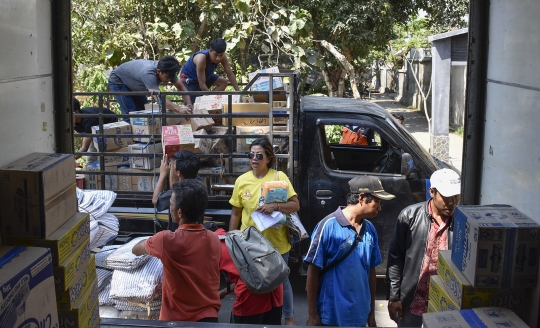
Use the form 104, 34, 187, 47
76, 71, 452, 276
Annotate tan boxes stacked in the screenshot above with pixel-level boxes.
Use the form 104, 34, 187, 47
0, 153, 99, 328
425, 205, 540, 325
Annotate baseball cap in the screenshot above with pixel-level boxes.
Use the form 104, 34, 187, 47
430, 169, 461, 197
348, 176, 395, 200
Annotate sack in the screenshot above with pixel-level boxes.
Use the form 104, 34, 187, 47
225, 226, 290, 294
340, 126, 368, 146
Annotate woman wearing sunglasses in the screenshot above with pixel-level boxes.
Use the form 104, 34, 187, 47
229, 137, 300, 325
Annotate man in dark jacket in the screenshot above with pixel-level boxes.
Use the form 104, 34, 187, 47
386, 168, 461, 327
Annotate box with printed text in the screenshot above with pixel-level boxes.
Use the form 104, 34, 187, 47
162, 125, 195, 157
92, 121, 133, 151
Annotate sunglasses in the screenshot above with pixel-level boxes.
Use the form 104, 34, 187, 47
248, 153, 264, 160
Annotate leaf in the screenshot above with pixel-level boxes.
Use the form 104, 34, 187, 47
280, 26, 290, 34
261, 44, 270, 53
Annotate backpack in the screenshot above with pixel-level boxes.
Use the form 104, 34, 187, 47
340, 126, 368, 145
225, 226, 290, 294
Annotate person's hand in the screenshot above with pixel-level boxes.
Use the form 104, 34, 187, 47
160, 154, 170, 176
176, 105, 192, 115
256, 203, 279, 215
388, 300, 402, 324
306, 314, 322, 326
368, 311, 377, 327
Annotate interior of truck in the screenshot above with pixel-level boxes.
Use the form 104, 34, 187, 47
318, 123, 402, 174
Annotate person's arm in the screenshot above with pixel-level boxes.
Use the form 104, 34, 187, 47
306, 263, 322, 326
149, 87, 192, 114
194, 54, 210, 91
132, 239, 148, 256
386, 214, 407, 324
229, 206, 242, 231
152, 155, 169, 205
257, 195, 300, 215
368, 267, 377, 327
75, 137, 93, 159
172, 80, 193, 108
221, 55, 240, 91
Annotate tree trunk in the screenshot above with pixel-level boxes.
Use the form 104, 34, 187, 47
191, 16, 208, 52
321, 70, 335, 97
319, 40, 360, 98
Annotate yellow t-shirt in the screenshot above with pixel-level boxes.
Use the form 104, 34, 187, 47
229, 169, 298, 254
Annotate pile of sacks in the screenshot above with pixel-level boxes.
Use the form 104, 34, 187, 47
96, 237, 163, 319
76, 188, 119, 248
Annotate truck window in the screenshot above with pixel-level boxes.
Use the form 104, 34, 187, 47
320, 124, 397, 173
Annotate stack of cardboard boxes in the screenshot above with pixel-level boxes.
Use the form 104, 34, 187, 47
0, 153, 99, 328
423, 204, 539, 327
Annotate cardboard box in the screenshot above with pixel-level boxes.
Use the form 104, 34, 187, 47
2, 212, 90, 266
223, 103, 271, 126
193, 109, 216, 126
0, 246, 59, 328
437, 250, 532, 314
0, 153, 77, 239
117, 166, 133, 191
248, 67, 286, 102
193, 95, 241, 111
131, 124, 161, 143
233, 156, 252, 173
472, 307, 529, 328
190, 116, 213, 132
92, 121, 133, 151
131, 108, 162, 142
452, 205, 540, 288
53, 238, 91, 291
131, 168, 159, 192
102, 147, 130, 167
85, 164, 118, 190
162, 125, 195, 157
193, 129, 212, 154
422, 309, 486, 328
58, 280, 98, 328
427, 300, 438, 313
236, 126, 288, 152
56, 254, 96, 310
209, 126, 231, 154
428, 275, 460, 312
129, 142, 163, 170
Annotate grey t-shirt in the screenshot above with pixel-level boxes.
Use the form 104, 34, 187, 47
109, 60, 178, 91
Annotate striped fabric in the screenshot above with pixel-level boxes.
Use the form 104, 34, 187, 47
102, 237, 152, 271
114, 299, 162, 312
76, 188, 119, 248
109, 256, 163, 302
99, 283, 115, 306
95, 245, 121, 268
97, 268, 113, 292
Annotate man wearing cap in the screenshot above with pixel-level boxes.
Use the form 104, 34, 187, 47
386, 168, 461, 327
304, 176, 395, 327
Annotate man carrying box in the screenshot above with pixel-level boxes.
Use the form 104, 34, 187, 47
108, 56, 193, 121
386, 168, 461, 327
73, 98, 117, 164
181, 38, 240, 103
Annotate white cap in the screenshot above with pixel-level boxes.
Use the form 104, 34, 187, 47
430, 169, 461, 197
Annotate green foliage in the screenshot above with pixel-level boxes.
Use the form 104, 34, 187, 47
325, 125, 342, 144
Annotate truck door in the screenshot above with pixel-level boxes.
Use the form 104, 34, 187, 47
305, 118, 429, 276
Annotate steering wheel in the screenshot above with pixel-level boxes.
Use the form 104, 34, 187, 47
372, 147, 401, 173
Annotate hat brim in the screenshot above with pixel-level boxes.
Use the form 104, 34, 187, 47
436, 184, 461, 197
373, 191, 395, 200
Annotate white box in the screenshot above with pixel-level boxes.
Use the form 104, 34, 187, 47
472, 307, 529, 327
162, 125, 195, 158
0, 246, 59, 328
193, 95, 241, 111
452, 205, 540, 288
128, 142, 163, 170
423, 309, 485, 328
232, 156, 251, 173
102, 147, 130, 167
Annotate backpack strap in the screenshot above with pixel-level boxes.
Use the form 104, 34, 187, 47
319, 222, 366, 277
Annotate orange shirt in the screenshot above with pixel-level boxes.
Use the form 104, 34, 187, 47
146, 224, 221, 321
216, 228, 283, 316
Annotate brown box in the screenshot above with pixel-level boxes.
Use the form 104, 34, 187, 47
0, 153, 77, 239
117, 166, 133, 191
131, 168, 160, 192
53, 238, 91, 291
91, 121, 133, 151
223, 103, 270, 126
193, 129, 212, 154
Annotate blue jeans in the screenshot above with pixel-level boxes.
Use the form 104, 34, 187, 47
108, 82, 147, 122
281, 253, 294, 319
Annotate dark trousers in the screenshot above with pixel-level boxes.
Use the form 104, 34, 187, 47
230, 306, 282, 325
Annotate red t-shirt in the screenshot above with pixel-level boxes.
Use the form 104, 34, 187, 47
216, 228, 283, 316
146, 224, 221, 321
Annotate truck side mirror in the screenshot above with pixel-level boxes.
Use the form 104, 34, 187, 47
401, 153, 415, 178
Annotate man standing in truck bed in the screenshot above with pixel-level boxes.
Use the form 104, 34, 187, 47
180, 38, 240, 104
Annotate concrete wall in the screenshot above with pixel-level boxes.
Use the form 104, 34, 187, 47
450, 65, 467, 127
395, 58, 432, 116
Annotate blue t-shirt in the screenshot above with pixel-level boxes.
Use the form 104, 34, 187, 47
304, 207, 382, 326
